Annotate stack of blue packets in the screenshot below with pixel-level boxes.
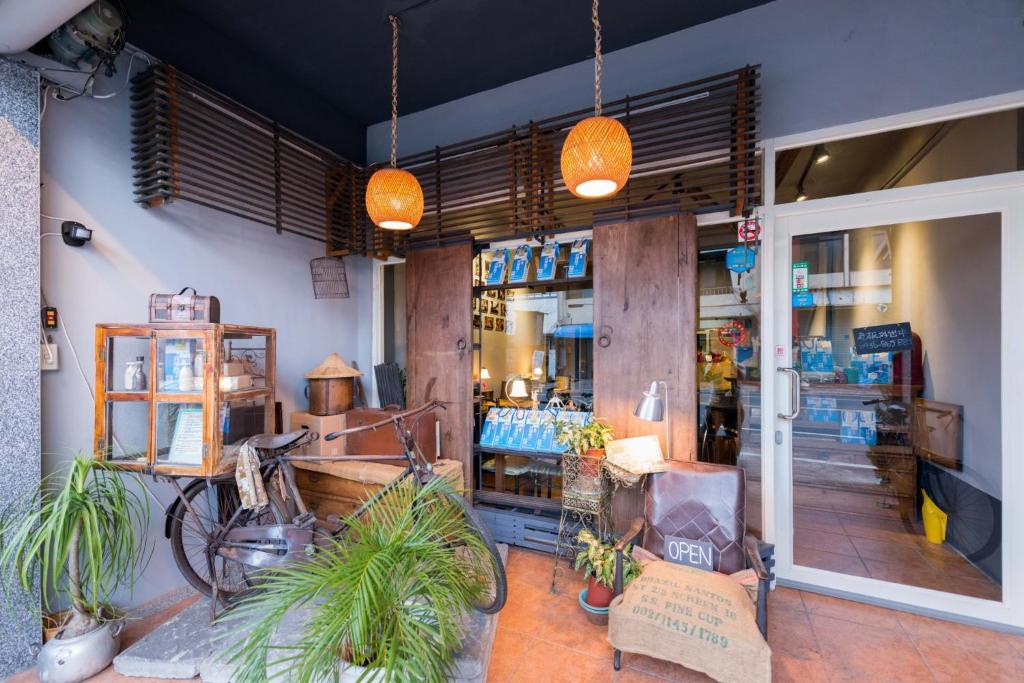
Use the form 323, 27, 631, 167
478, 407, 592, 452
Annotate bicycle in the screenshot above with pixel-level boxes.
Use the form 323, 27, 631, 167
159, 400, 507, 615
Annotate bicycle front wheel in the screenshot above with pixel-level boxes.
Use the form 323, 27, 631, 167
447, 492, 508, 614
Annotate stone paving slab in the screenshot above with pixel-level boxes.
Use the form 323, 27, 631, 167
116, 545, 507, 682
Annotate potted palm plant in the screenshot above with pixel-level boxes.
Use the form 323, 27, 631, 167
554, 418, 614, 475
0, 456, 150, 683
221, 476, 493, 683
574, 529, 641, 614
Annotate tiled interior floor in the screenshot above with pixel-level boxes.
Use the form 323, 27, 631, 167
745, 481, 1000, 601
11, 546, 1023, 682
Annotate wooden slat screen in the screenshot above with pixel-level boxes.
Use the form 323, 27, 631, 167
131, 64, 758, 257
395, 65, 760, 251
131, 64, 370, 254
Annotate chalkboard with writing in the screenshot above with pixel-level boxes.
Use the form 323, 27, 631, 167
853, 322, 913, 354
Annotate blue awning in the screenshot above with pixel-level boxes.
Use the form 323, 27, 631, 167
552, 323, 593, 339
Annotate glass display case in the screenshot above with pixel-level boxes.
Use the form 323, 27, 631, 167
94, 323, 276, 476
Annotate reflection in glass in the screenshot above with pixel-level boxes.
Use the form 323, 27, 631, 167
790, 214, 1001, 601
157, 338, 205, 393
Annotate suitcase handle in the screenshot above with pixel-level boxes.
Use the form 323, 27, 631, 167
177, 286, 198, 296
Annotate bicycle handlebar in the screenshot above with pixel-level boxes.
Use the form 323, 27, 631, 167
323, 400, 447, 441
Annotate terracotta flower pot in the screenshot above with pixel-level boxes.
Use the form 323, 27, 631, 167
585, 576, 614, 608
580, 448, 605, 477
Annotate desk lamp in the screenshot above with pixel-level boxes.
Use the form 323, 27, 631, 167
634, 380, 671, 460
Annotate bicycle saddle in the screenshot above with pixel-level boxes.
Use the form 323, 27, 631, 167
247, 429, 310, 451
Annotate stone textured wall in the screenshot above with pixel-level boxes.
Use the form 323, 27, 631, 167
0, 57, 41, 677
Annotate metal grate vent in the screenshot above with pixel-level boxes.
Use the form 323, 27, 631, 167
310, 256, 350, 299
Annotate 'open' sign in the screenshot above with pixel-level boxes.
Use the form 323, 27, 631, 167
664, 536, 715, 572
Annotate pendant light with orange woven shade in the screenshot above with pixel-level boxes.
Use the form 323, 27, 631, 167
560, 0, 632, 199
366, 15, 424, 231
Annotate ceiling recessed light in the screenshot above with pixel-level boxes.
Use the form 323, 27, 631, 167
813, 144, 831, 165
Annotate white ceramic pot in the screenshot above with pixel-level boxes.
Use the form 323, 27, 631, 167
36, 620, 122, 683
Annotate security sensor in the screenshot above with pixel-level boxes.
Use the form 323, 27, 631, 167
61, 221, 92, 247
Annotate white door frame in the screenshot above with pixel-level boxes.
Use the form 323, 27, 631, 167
758, 90, 1024, 629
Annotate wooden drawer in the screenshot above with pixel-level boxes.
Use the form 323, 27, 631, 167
300, 489, 360, 520
294, 468, 384, 500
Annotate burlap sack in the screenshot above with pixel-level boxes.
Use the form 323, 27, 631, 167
608, 561, 771, 683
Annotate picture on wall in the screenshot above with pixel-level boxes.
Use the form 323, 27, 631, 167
483, 316, 495, 331
495, 318, 506, 333
498, 303, 506, 317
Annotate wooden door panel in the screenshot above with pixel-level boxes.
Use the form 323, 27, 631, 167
593, 213, 698, 529
405, 243, 473, 486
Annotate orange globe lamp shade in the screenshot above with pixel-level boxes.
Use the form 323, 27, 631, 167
560, 115, 632, 199
365, 167, 424, 231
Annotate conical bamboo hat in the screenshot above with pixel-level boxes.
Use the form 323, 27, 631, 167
305, 353, 362, 379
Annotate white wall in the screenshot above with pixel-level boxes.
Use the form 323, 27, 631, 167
367, 0, 1024, 162
39, 60, 373, 608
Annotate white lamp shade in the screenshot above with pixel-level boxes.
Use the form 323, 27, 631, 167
508, 378, 529, 398
480, 368, 491, 380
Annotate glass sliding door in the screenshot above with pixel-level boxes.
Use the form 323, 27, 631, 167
771, 179, 1024, 627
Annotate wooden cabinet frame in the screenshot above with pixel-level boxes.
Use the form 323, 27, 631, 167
94, 323, 276, 477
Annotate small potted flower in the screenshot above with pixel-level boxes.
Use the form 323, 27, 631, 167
554, 418, 614, 476
574, 529, 641, 622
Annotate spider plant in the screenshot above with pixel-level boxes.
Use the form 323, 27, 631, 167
221, 475, 490, 683
0, 455, 150, 638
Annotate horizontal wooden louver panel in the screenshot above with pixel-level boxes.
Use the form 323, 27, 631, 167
131, 64, 758, 257
131, 64, 369, 254
395, 65, 760, 250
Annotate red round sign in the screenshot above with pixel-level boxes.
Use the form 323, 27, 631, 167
718, 320, 748, 348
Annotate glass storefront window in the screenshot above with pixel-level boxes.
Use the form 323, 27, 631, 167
697, 225, 762, 537
789, 214, 1001, 601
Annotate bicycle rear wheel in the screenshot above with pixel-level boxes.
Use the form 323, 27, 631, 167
447, 492, 508, 614
169, 477, 287, 601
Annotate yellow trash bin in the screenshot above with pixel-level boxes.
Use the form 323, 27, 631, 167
921, 489, 948, 544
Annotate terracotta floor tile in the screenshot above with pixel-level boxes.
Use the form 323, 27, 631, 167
767, 606, 819, 660
487, 627, 533, 682
793, 507, 843, 533
907, 630, 1024, 682
848, 535, 930, 565
500, 579, 557, 637
837, 512, 913, 542
771, 654, 830, 683
613, 667, 671, 682
809, 612, 933, 681
768, 586, 806, 614
801, 591, 903, 630
794, 528, 860, 558
793, 546, 871, 577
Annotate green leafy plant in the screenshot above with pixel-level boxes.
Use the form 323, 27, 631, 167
221, 476, 491, 683
0, 455, 150, 638
554, 418, 614, 455
573, 529, 641, 589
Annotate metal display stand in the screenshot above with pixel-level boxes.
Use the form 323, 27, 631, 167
550, 451, 611, 594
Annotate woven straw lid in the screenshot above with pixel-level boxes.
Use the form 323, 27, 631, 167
305, 353, 362, 379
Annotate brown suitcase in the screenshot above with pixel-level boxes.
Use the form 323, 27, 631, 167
149, 287, 221, 323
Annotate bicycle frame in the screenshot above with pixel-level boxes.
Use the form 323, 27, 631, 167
165, 401, 447, 575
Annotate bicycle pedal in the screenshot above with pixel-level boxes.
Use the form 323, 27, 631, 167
293, 512, 317, 529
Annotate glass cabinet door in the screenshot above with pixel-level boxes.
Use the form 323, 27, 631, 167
156, 336, 207, 394
98, 329, 154, 466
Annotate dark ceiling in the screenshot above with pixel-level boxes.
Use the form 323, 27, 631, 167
122, 0, 771, 162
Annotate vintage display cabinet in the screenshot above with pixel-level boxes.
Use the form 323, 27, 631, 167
93, 323, 276, 476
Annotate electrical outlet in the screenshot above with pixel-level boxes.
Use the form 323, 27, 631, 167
40, 344, 59, 371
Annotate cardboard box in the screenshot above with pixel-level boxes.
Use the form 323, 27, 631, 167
290, 411, 346, 456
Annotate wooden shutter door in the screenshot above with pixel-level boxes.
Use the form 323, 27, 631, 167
405, 243, 474, 487
593, 213, 698, 528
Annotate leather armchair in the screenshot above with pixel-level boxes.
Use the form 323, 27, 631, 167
612, 461, 775, 671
